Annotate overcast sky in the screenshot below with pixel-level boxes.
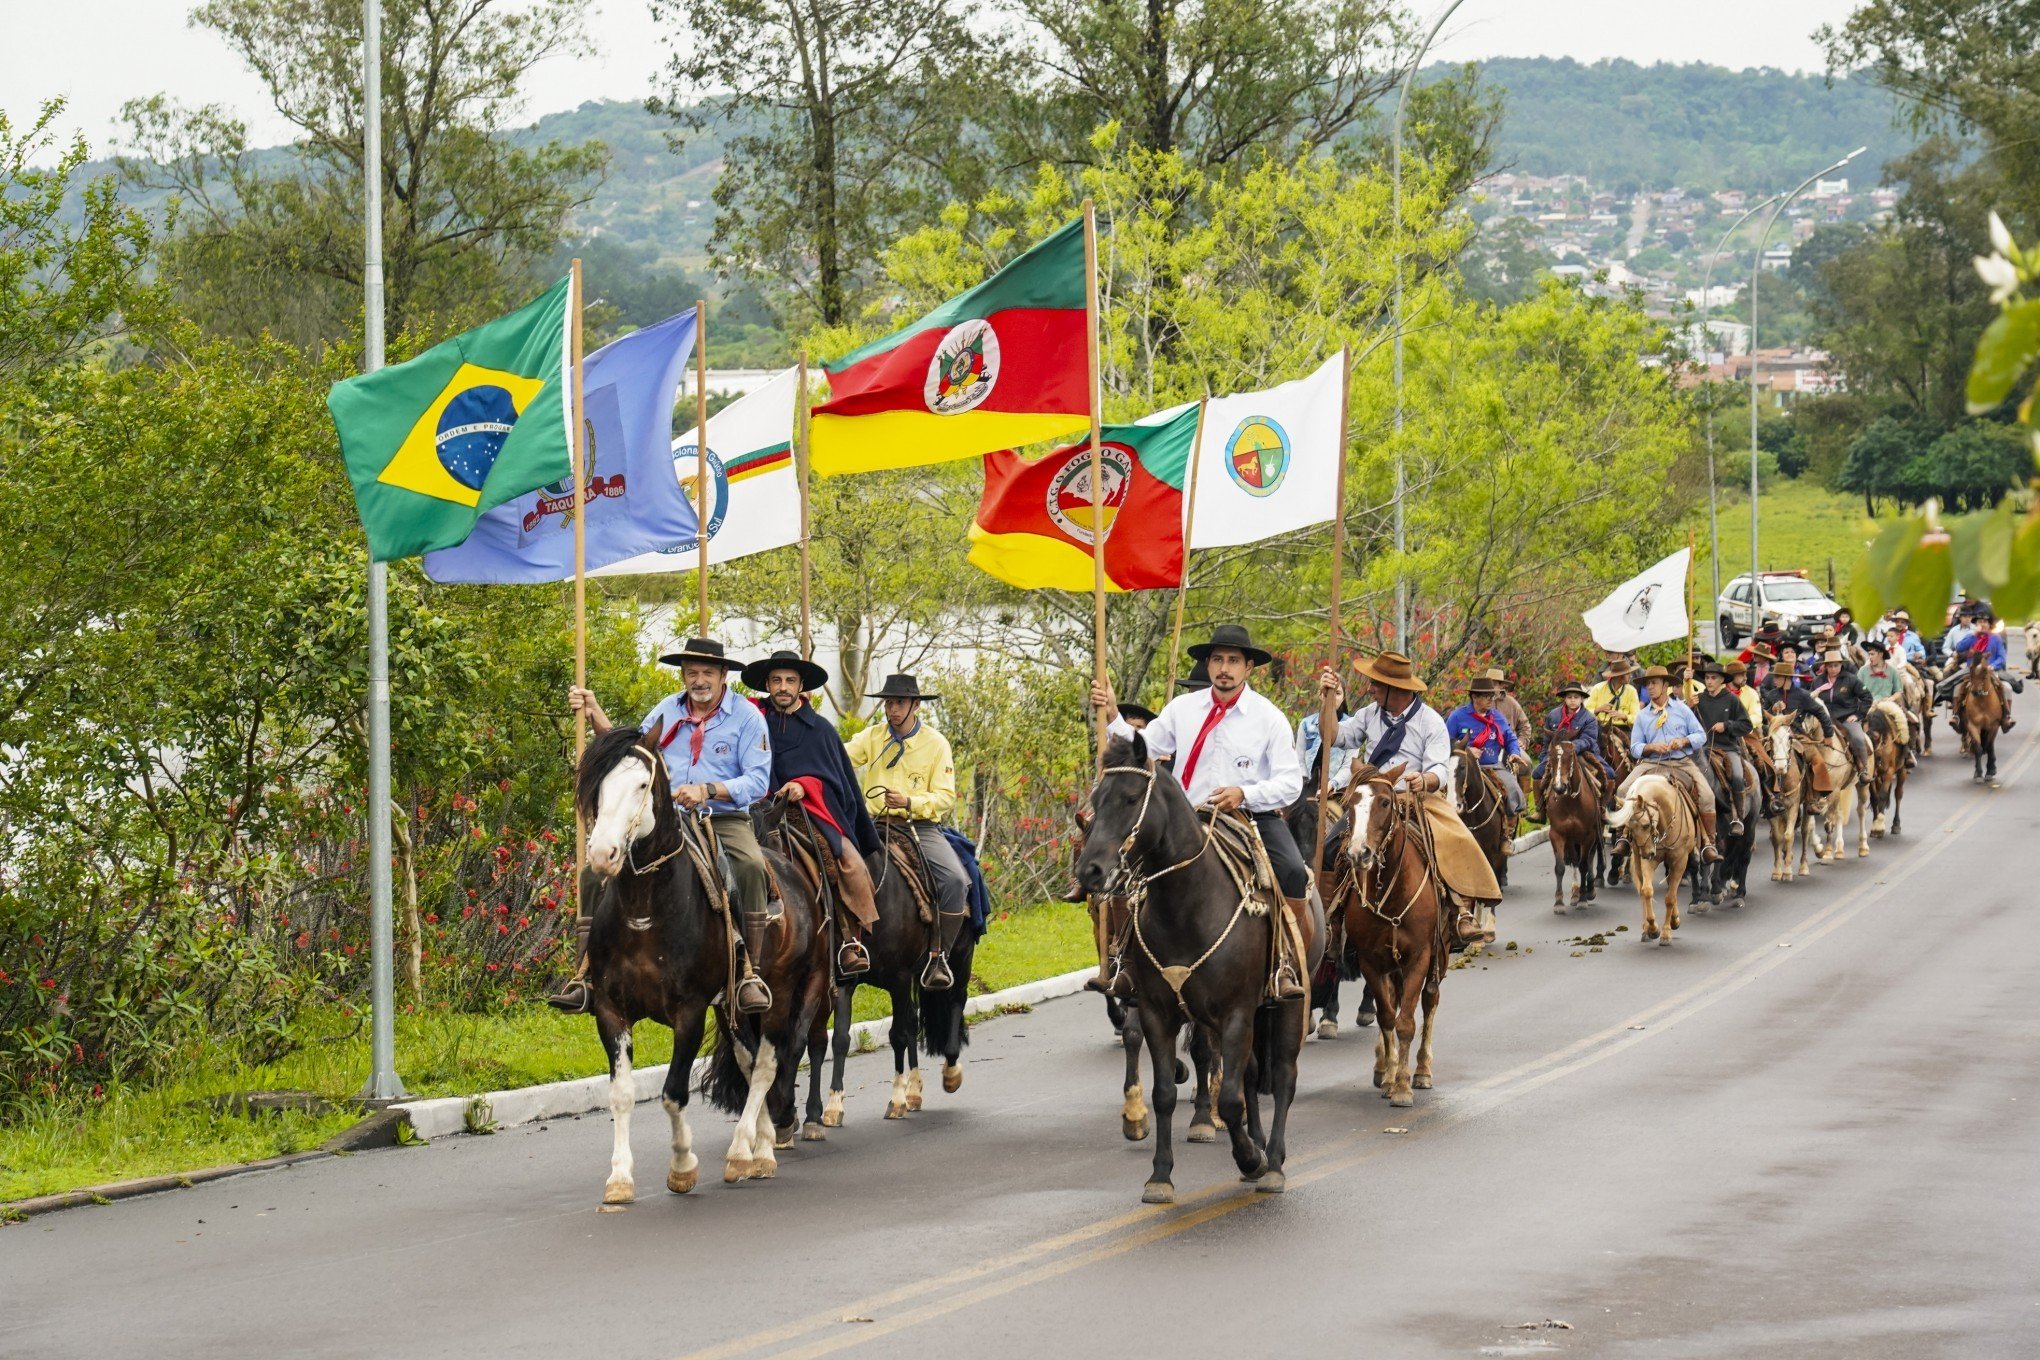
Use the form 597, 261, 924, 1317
12, 0, 1865, 157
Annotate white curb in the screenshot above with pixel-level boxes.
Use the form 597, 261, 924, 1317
1513, 827, 1549, 854
395, 966, 1098, 1142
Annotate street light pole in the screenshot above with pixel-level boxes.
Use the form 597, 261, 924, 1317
1747, 147, 1865, 588
1391, 0, 1467, 648
1698, 194, 1781, 616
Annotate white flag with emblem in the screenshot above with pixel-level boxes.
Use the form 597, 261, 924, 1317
1186, 351, 1345, 549
592, 367, 803, 575
1582, 547, 1691, 651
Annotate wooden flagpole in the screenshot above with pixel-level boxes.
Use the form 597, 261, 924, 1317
694, 298, 710, 636
1166, 393, 1209, 676
1315, 347, 1351, 873
1685, 528, 1697, 698
569, 258, 589, 926
796, 348, 814, 661
1084, 199, 1109, 771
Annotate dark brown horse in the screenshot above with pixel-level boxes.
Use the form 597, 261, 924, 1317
1074, 735, 1321, 1204
1864, 707, 1907, 837
1332, 762, 1449, 1106
1450, 740, 1510, 917
1537, 735, 1604, 914
578, 724, 831, 1205
1955, 655, 2004, 782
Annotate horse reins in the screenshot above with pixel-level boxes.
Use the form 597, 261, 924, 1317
1097, 765, 1250, 1014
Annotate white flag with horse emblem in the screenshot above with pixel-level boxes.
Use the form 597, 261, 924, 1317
1583, 547, 1691, 651
592, 367, 803, 575
1187, 351, 1345, 549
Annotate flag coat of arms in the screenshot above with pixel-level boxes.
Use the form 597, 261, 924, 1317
809, 218, 1090, 476
328, 277, 573, 561
967, 404, 1198, 591
1187, 352, 1346, 549
593, 366, 804, 576
420, 309, 702, 584
1582, 547, 1692, 651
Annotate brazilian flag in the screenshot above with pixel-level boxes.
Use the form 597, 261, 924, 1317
329, 278, 573, 561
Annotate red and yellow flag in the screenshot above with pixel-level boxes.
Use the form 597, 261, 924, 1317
966, 405, 1198, 592
810, 219, 1090, 476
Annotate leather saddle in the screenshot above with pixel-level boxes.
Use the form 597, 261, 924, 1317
879, 820, 939, 926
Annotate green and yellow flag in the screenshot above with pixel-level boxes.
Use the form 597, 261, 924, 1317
328, 278, 574, 561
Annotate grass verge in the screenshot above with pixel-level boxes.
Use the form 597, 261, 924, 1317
1686, 478, 1897, 615
0, 900, 1095, 1204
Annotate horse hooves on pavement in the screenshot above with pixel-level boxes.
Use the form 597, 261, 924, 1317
666, 1166, 698, 1195
602, 1181, 635, 1207
723, 1158, 752, 1184
1372, 1069, 1385, 1090
1173, 1059, 1191, 1084
1122, 1116, 1150, 1142
1317, 1018, 1339, 1040
1238, 1149, 1268, 1182
1412, 1073, 1433, 1090
1255, 1170, 1287, 1194
884, 1102, 908, 1120
1658, 935, 1673, 947
800, 1122, 827, 1143
942, 1064, 964, 1094
1141, 1181, 1175, 1205
748, 1159, 777, 1180
1389, 1089, 1415, 1108
820, 1105, 844, 1129
774, 1125, 795, 1150
1186, 1122, 1217, 1143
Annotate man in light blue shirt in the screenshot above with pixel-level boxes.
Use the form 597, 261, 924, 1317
1295, 706, 1355, 794
567, 636, 776, 1012
1614, 664, 1724, 863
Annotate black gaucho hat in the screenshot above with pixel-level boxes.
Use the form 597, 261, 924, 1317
1187, 623, 1273, 667
741, 649, 828, 693
659, 637, 743, 669
1117, 700, 1158, 724
867, 673, 939, 702
1175, 659, 1212, 691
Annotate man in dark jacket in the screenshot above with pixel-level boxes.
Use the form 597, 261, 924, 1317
1809, 649, 1874, 778
1761, 654, 1835, 739
744, 649, 885, 975
1692, 659, 1753, 825
1533, 679, 1613, 807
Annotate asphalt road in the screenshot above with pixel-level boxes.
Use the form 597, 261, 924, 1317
8, 721, 2038, 1359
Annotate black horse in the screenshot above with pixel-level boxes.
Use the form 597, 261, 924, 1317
578, 724, 831, 1205
821, 825, 976, 1126
1690, 746, 1758, 911
1075, 735, 1321, 1204
1286, 791, 1373, 1039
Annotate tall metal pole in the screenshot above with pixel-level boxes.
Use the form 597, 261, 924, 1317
360, 0, 404, 1101
1748, 148, 1864, 586
1698, 194, 1781, 618
1392, 0, 1467, 648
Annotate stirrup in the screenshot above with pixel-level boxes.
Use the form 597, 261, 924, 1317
1270, 963, 1306, 1001
545, 976, 594, 1015
735, 974, 772, 1014
837, 939, 871, 977
920, 952, 955, 991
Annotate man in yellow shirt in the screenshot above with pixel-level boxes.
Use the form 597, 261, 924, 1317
1586, 661, 1641, 728
845, 674, 969, 990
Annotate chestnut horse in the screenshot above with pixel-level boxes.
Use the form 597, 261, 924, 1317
1605, 768, 1698, 945
1536, 735, 1604, 914
1954, 655, 2004, 782
1334, 762, 1450, 1107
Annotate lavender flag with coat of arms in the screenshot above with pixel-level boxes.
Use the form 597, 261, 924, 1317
423, 309, 700, 584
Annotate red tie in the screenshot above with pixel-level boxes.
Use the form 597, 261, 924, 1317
1179, 692, 1238, 788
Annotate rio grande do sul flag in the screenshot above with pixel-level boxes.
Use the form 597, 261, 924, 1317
966, 403, 1198, 592
328, 277, 572, 561
591, 366, 803, 576
809, 218, 1090, 476
1187, 351, 1345, 549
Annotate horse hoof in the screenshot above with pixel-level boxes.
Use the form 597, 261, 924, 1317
723, 1159, 750, 1184
1317, 1018, 1339, 1040
1123, 1117, 1150, 1142
1412, 1073, 1432, 1090
884, 1102, 907, 1120
1141, 1182, 1175, 1205
1172, 1059, 1190, 1084
801, 1122, 827, 1143
774, 1125, 795, 1150
1390, 1090, 1414, 1108
1659, 934, 1672, 947
666, 1166, 698, 1195
943, 1064, 963, 1094
820, 1102, 844, 1129
1642, 927, 1660, 941
1355, 1009, 1375, 1029
905, 1093, 923, 1112
1186, 1122, 1216, 1143
1372, 1069, 1385, 1089
1553, 903, 1568, 915
1238, 1150, 1268, 1181
1255, 1170, 1286, 1194
602, 1181, 634, 1206
748, 1158, 777, 1180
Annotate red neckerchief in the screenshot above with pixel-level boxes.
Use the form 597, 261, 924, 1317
1179, 690, 1240, 787
1468, 709, 1504, 752
1556, 706, 1583, 733
661, 700, 716, 763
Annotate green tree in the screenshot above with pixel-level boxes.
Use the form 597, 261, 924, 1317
1837, 413, 1925, 515
1462, 213, 1553, 307
120, 0, 605, 346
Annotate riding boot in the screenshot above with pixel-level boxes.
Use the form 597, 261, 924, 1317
920, 910, 967, 990
1698, 810, 1723, 863
1453, 898, 1482, 946
545, 915, 595, 1014
1477, 903, 1498, 944
832, 848, 878, 976
733, 927, 772, 1014
1271, 897, 1308, 1001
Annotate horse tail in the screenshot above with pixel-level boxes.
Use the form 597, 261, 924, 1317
917, 972, 971, 1057
700, 1015, 749, 1116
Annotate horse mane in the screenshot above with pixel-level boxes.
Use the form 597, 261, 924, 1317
577, 724, 665, 822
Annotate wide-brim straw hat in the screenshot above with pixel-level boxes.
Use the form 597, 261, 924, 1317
740, 649, 828, 692
867, 673, 938, 701
1186, 623, 1273, 667
1601, 661, 1635, 679
1638, 664, 1674, 682
1484, 667, 1518, 690
1353, 651, 1427, 693
659, 637, 743, 669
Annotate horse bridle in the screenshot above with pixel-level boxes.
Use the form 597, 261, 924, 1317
1095, 765, 1250, 1011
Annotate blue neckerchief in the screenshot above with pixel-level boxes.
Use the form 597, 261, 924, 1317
1369, 699, 1424, 767
881, 717, 920, 769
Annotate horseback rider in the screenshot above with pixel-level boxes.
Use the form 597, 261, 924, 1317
1296, 701, 1356, 795
1487, 668, 1534, 741
1857, 638, 1919, 767
559, 638, 775, 1015
1533, 680, 1614, 805
1090, 624, 1311, 1000
1612, 664, 1730, 864
1317, 651, 1503, 945
1936, 608, 2020, 731
1723, 658, 1762, 725
1762, 654, 1837, 740
1692, 658, 1756, 815
844, 674, 973, 991
1445, 674, 1531, 841
1723, 658, 1777, 813
742, 650, 885, 976
1811, 649, 1876, 779
1587, 660, 1641, 729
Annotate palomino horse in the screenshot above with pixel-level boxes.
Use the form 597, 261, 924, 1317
1074, 735, 1321, 1204
1335, 763, 1451, 1107
1449, 741, 1510, 892
1536, 735, 1604, 914
821, 823, 976, 1128
1954, 655, 2004, 782
1766, 713, 1814, 880
1864, 707, 1907, 838
1803, 728, 1866, 861
578, 724, 831, 1205
1605, 768, 1699, 945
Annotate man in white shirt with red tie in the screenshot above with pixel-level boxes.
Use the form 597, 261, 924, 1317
1090, 624, 1308, 997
